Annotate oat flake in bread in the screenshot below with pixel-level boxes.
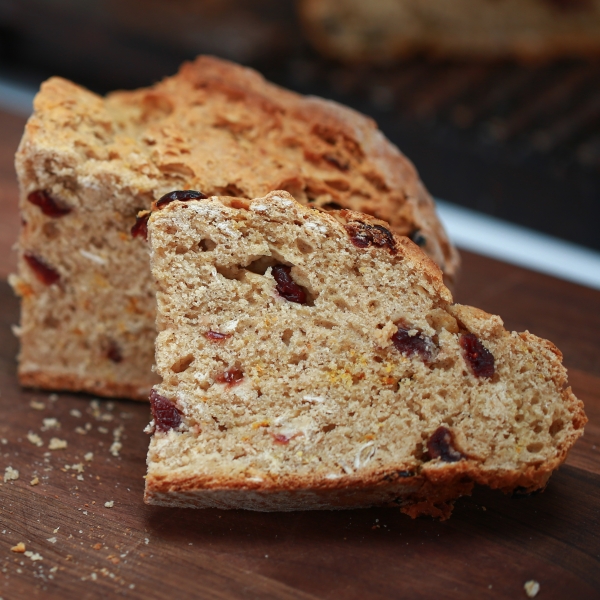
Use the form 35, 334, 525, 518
144, 191, 585, 517
10, 55, 457, 401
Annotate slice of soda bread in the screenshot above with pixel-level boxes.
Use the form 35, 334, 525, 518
10, 55, 457, 400
144, 190, 585, 517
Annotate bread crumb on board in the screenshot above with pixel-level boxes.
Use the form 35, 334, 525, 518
4, 466, 19, 482
524, 580, 540, 598
48, 438, 68, 450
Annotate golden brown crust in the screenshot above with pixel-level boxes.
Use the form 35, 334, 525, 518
109, 55, 459, 281
144, 462, 472, 518
19, 369, 150, 401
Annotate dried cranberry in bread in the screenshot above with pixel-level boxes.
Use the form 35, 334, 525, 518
10, 55, 457, 401
144, 191, 585, 517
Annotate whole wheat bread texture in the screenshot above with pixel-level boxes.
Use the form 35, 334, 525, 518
300, 0, 600, 63
10, 55, 457, 401
144, 191, 585, 517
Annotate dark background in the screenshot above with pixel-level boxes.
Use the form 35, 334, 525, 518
0, 0, 598, 251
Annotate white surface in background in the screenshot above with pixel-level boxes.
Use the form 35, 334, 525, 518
437, 201, 600, 290
0, 76, 598, 290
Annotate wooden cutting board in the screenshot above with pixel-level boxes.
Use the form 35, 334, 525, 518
1, 249, 599, 600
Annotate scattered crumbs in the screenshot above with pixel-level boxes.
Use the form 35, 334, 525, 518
49, 393, 58, 402
70, 409, 82, 418
29, 400, 45, 411
49, 566, 58, 573
77, 474, 84, 481
98, 427, 109, 434
84, 452, 94, 461
53, 527, 60, 534
11, 542, 26, 553
93, 543, 102, 550
524, 580, 540, 598
91, 572, 98, 581
27, 432, 44, 447
66, 463, 85, 473
109, 441, 122, 457
0, 438, 7, 444
42, 418, 60, 431
105, 501, 114, 508
30, 477, 39, 486
48, 438, 68, 450
25, 551, 43, 562
46, 537, 57, 544
144, 538, 149, 545
265, 554, 269, 558
129, 584, 135, 590
74, 427, 87, 435
4, 466, 19, 482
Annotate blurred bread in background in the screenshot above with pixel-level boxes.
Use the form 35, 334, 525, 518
299, 0, 600, 63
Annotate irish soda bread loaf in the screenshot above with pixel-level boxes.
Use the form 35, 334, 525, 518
10, 55, 457, 401
300, 0, 600, 63
144, 191, 585, 517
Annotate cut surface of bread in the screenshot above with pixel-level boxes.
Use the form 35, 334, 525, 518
300, 0, 600, 62
10, 55, 457, 400
145, 191, 585, 517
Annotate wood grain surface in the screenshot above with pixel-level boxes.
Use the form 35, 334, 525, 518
0, 108, 599, 599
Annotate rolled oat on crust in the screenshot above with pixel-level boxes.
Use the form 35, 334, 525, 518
144, 191, 585, 517
12, 55, 457, 401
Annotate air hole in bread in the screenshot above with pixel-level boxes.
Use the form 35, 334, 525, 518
216, 265, 241, 280
296, 239, 314, 254
246, 256, 278, 275
171, 354, 194, 373
527, 442, 544, 453
199, 239, 217, 252
550, 419, 564, 436
281, 329, 293, 345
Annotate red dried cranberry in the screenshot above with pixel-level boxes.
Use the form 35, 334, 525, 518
344, 221, 397, 254
131, 212, 150, 240
204, 331, 232, 341
24, 253, 60, 285
272, 433, 292, 445
427, 426, 464, 462
27, 190, 71, 218
106, 341, 123, 363
460, 333, 495, 378
272, 265, 307, 304
155, 190, 207, 209
149, 390, 182, 432
216, 368, 244, 385
391, 327, 435, 363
